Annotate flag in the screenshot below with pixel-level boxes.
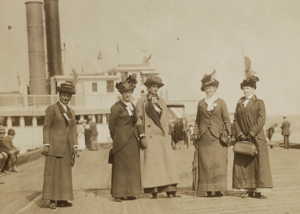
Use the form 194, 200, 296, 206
97, 51, 102, 60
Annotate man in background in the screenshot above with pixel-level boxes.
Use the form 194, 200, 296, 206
88, 115, 98, 151
281, 117, 291, 149
0, 125, 8, 183
2, 129, 21, 172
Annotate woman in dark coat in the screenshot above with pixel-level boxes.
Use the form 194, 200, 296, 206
193, 70, 231, 197
42, 82, 78, 209
109, 75, 142, 202
232, 76, 273, 199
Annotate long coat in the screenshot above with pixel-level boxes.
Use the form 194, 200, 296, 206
109, 100, 141, 197
233, 95, 273, 189
194, 98, 231, 191
136, 95, 179, 189
42, 102, 77, 201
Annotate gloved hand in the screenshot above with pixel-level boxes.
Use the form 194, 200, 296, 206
246, 134, 254, 142
226, 136, 232, 147
238, 134, 247, 141
139, 136, 147, 150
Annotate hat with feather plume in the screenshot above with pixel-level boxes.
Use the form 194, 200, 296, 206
200, 70, 219, 91
240, 76, 260, 89
115, 75, 137, 93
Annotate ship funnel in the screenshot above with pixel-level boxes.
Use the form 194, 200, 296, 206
25, 1, 48, 95
44, 0, 63, 77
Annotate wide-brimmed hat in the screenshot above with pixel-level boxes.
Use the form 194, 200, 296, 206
200, 70, 219, 91
144, 76, 164, 88
77, 119, 87, 124
0, 125, 6, 133
8, 129, 16, 135
115, 75, 137, 93
57, 81, 76, 95
240, 76, 259, 89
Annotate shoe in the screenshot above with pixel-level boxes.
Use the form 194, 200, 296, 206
49, 200, 56, 209
255, 193, 267, 199
206, 191, 212, 197
115, 197, 122, 202
151, 193, 158, 199
241, 192, 254, 198
126, 196, 137, 200
57, 201, 73, 207
1, 170, 10, 174
215, 191, 225, 197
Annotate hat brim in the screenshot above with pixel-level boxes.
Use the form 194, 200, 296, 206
118, 86, 136, 93
144, 81, 164, 88
240, 82, 256, 90
57, 87, 76, 95
201, 81, 219, 91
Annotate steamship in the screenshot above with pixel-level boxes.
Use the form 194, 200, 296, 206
0, 1, 161, 153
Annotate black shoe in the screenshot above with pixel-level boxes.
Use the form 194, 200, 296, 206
215, 191, 225, 197
49, 200, 56, 209
57, 201, 72, 207
206, 191, 212, 197
255, 193, 267, 199
126, 196, 137, 200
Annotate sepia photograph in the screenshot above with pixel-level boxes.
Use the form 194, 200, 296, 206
0, 0, 299, 213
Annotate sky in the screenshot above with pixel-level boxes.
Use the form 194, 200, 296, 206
0, 0, 300, 115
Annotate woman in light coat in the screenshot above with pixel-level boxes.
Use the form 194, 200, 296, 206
136, 76, 180, 198
193, 70, 231, 197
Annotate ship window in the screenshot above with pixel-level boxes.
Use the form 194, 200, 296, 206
37, 116, 45, 126
92, 83, 97, 92
95, 114, 103, 124
12, 117, 20, 126
0, 117, 7, 126
25, 116, 33, 126
107, 81, 114, 93
106, 114, 110, 124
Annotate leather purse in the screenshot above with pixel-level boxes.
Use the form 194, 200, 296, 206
233, 141, 258, 156
108, 148, 113, 164
219, 129, 231, 147
71, 150, 80, 166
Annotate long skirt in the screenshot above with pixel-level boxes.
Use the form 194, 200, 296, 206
196, 130, 228, 192
42, 141, 74, 201
111, 133, 141, 198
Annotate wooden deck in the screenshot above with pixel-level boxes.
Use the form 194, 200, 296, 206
0, 145, 299, 214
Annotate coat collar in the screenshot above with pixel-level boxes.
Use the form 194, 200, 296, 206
237, 95, 258, 112
199, 98, 220, 113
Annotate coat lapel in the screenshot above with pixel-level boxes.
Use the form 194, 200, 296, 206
119, 100, 137, 124
245, 95, 257, 112
200, 100, 211, 115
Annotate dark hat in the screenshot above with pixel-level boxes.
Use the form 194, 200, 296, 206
200, 70, 219, 91
57, 81, 76, 95
144, 76, 164, 88
8, 129, 16, 135
240, 76, 260, 89
115, 75, 137, 93
0, 125, 6, 133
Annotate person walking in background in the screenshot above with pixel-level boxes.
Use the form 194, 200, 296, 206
281, 117, 291, 149
232, 76, 273, 199
136, 76, 180, 199
77, 120, 86, 151
42, 81, 78, 209
2, 129, 21, 173
88, 115, 98, 151
193, 70, 232, 197
84, 119, 91, 150
266, 123, 278, 149
0, 125, 8, 183
109, 75, 142, 202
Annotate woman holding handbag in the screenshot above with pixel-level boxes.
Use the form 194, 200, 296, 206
232, 76, 273, 199
108, 75, 143, 202
193, 70, 231, 197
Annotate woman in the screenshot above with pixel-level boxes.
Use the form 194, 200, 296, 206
232, 76, 273, 199
136, 76, 180, 198
193, 70, 231, 197
77, 120, 86, 151
42, 82, 78, 209
109, 75, 142, 202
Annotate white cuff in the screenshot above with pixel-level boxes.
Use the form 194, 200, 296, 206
139, 134, 145, 137
44, 144, 50, 147
73, 145, 78, 148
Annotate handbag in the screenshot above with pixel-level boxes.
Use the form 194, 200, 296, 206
233, 141, 258, 156
108, 148, 113, 164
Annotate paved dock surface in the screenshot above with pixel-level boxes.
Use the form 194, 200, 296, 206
0, 145, 299, 214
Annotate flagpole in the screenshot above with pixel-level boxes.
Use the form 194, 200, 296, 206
241, 42, 246, 78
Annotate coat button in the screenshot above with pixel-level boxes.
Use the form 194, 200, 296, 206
148, 125, 151, 128
149, 136, 152, 139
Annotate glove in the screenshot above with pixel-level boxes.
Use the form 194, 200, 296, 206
139, 136, 147, 150
246, 134, 254, 142
238, 134, 247, 141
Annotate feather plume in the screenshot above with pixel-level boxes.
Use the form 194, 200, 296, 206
125, 75, 137, 85
245, 76, 259, 82
71, 69, 78, 86
201, 69, 216, 85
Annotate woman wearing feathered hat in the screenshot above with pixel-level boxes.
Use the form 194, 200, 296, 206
109, 75, 143, 202
42, 81, 78, 209
136, 76, 180, 199
232, 76, 273, 199
193, 70, 232, 197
